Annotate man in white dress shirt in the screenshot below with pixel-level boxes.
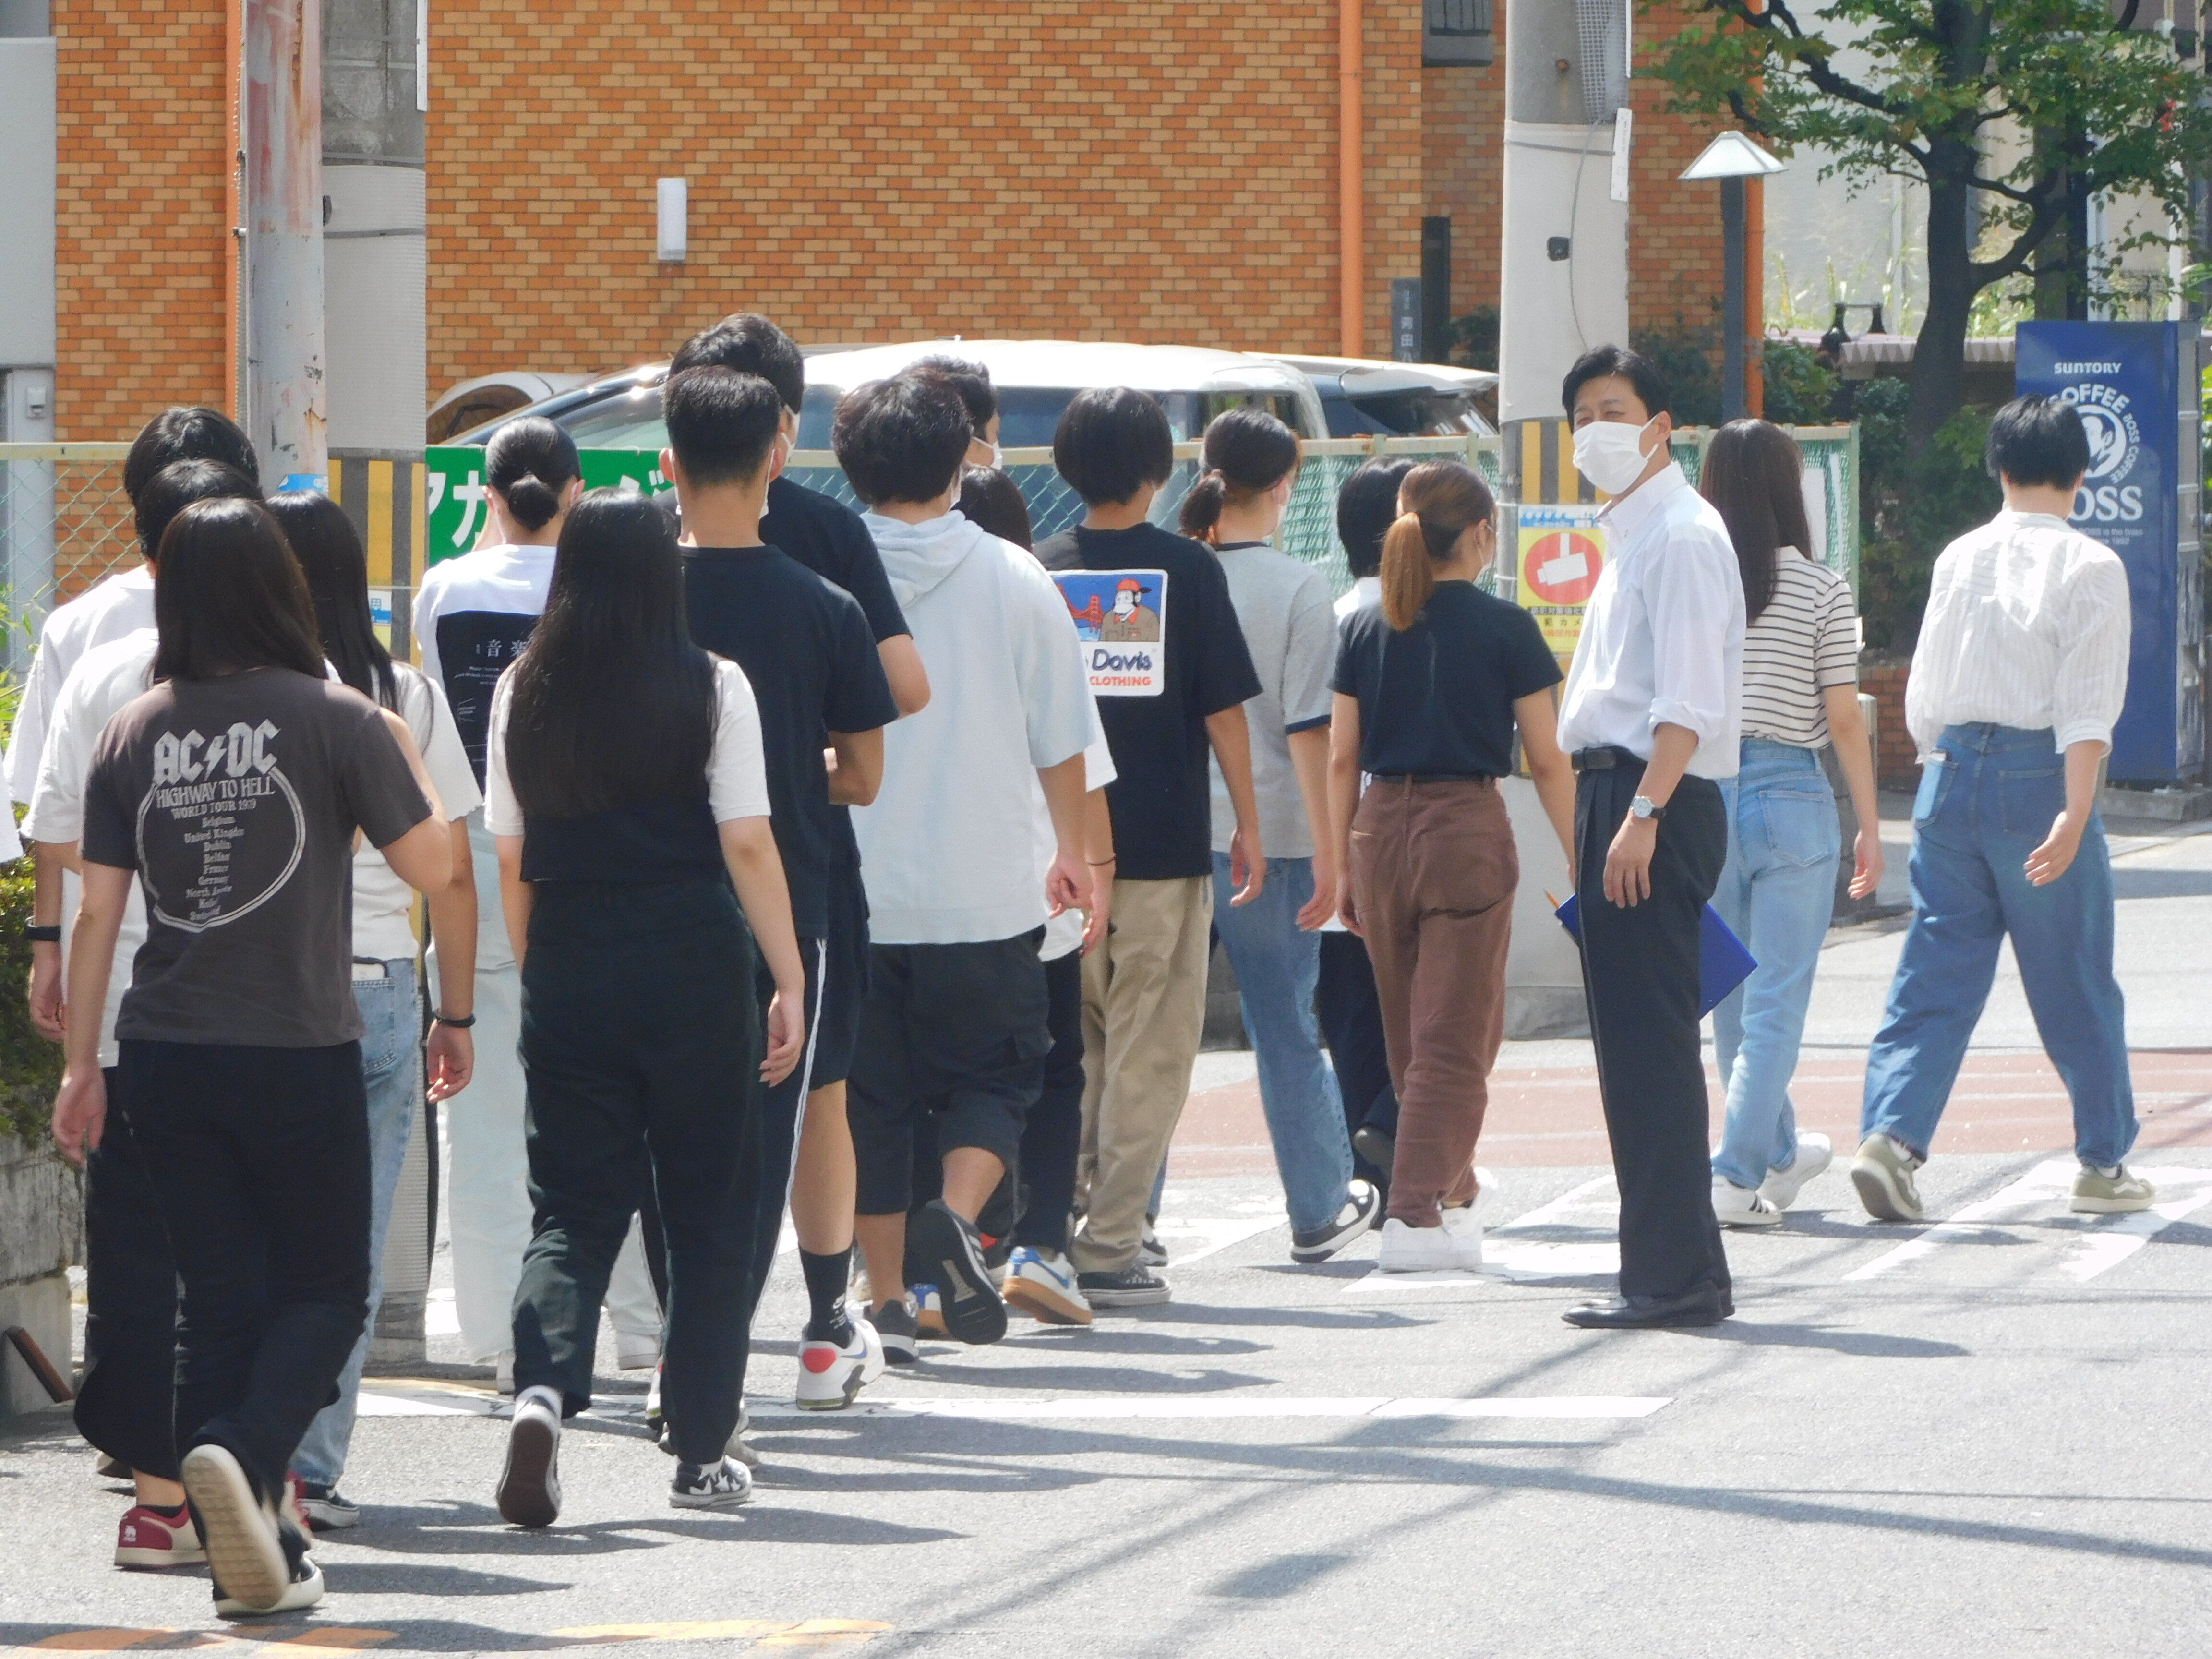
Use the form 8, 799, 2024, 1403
1852, 395, 2149, 1223
1553, 346, 1746, 1330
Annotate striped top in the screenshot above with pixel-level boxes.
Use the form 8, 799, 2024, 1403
1741, 547, 1859, 747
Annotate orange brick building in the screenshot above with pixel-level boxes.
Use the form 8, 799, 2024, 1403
49, 0, 1723, 440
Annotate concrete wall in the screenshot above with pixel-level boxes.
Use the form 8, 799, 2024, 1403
0, 1127, 82, 1419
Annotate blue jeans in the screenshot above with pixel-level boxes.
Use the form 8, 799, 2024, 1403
292, 959, 420, 1488
1210, 853, 1354, 1234
1861, 724, 2136, 1166
1710, 741, 1840, 1190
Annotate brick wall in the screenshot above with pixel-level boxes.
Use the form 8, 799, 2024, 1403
51, 2, 232, 442
426, 2, 1427, 389
1421, 1, 1505, 319
1625, 11, 1726, 341
1861, 658, 1921, 790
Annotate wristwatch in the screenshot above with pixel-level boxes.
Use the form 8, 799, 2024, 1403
1629, 794, 1666, 822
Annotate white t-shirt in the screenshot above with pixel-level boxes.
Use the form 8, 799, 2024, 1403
412, 543, 559, 788
350, 663, 483, 961
482, 657, 772, 838
23, 628, 161, 1067
6, 566, 157, 805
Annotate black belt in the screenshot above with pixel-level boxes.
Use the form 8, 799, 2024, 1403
1571, 745, 1643, 773
1368, 773, 1494, 786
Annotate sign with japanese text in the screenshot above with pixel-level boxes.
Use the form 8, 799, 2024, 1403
423, 446, 673, 563
1514, 504, 1607, 664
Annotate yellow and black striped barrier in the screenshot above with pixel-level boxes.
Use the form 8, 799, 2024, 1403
327, 448, 425, 661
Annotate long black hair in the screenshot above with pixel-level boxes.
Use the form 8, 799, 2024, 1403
1699, 419, 1812, 625
151, 499, 326, 684
1179, 407, 1300, 544
267, 492, 398, 710
486, 417, 582, 533
503, 490, 715, 819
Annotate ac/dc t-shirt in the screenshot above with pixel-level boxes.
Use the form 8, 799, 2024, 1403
1332, 581, 1563, 778
411, 541, 557, 786
1034, 521, 1261, 880
682, 543, 899, 935
81, 668, 433, 1047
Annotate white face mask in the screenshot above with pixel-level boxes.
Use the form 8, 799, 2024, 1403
1573, 417, 1659, 495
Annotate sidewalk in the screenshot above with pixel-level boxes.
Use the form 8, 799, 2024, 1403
1171, 800, 2212, 1178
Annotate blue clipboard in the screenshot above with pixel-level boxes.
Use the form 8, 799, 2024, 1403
1551, 893, 1757, 1018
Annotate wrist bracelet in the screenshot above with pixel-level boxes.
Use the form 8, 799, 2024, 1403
24, 925, 60, 943
433, 1011, 476, 1029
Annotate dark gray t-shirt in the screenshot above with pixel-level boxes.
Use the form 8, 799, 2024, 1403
82, 667, 432, 1047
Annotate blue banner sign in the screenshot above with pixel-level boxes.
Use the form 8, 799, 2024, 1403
2015, 322, 2204, 785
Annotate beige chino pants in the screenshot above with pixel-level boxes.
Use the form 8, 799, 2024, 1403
1070, 875, 1214, 1274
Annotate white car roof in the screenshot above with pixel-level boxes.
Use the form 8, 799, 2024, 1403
1260, 353, 1500, 395
803, 338, 1313, 397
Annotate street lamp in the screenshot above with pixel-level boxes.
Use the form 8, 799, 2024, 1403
1680, 132, 1786, 421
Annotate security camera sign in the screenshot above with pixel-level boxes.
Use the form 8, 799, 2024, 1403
1516, 505, 1608, 662
1055, 569, 1168, 696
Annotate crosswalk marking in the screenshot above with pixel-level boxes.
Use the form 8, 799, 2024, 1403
748, 1395, 1669, 1421
1344, 1176, 1620, 1295
1842, 1161, 2212, 1283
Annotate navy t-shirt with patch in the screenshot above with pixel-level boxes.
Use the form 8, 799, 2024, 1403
1034, 521, 1261, 881
682, 542, 899, 936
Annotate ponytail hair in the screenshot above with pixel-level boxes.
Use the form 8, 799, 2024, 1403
486, 416, 582, 532
1380, 459, 1494, 631
1178, 405, 1301, 543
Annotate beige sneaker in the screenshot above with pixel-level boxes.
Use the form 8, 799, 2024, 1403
2070, 1164, 2156, 1214
1849, 1134, 1925, 1223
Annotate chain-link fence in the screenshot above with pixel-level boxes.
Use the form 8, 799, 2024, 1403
0, 444, 137, 677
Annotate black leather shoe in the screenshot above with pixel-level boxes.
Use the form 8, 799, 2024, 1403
1561, 1287, 1731, 1329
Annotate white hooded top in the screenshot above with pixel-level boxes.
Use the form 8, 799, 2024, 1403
852, 509, 1094, 945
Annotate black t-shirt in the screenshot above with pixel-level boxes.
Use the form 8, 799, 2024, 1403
760, 479, 912, 645
1034, 521, 1262, 880
683, 543, 899, 935
1332, 583, 1563, 778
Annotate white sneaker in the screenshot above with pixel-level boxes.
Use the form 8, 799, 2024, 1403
795, 1317, 886, 1411
494, 1349, 516, 1396
1712, 1176, 1784, 1228
1758, 1134, 1834, 1211
615, 1330, 661, 1371
1443, 1168, 1503, 1234
214, 1553, 324, 1619
1003, 1245, 1094, 1326
180, 1444, 290, 1615
1377, 1217, 1483, 1273
497, 1385, 563, 1528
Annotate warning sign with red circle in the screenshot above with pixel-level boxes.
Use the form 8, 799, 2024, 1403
1520, 529, 1604, 605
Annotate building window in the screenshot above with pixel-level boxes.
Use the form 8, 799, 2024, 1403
1423, 0, 1494, 68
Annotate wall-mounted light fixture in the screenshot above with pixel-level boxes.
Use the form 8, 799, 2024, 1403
657, 178, 687, 263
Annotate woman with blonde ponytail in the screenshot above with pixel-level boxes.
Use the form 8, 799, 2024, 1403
1325, 460, 1576, 1272
1182, 407, 1382, 1263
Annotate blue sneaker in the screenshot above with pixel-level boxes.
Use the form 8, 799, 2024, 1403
1003, 1246, 1093, 1326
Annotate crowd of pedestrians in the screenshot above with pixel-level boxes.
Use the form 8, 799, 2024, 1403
11, 318, 2158, 1614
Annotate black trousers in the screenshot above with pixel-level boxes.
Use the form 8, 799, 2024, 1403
1315, 930, 1399, 1180
118, 1039, 370, 1503
74, 1068, 181, 1481
513, 880, 762, 1466
1574, 761, 1732, 1303
1010, 949, 1086, 1252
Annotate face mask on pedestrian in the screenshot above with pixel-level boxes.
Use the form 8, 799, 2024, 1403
1572, 416, 1660, 495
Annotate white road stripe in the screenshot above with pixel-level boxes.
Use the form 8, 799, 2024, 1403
1843, 1160, 2077, 1281
749, 1395, 1669, 1421
2055, 1168, 2212, 1283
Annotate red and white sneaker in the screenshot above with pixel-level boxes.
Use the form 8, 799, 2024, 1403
284, 1472, 313, 1536
795, 1317, 886, 1411
115, 1503, 205, 1569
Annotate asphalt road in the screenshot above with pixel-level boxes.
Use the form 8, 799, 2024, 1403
4, 814, 2209, 1657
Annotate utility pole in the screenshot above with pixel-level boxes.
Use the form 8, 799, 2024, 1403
243, 0, 328, 492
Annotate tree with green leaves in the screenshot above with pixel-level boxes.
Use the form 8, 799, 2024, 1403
1645, 0, 2212, 441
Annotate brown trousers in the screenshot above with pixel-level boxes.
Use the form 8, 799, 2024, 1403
1349, 777, 1517, 1225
